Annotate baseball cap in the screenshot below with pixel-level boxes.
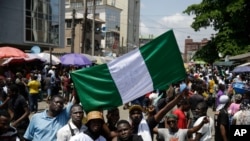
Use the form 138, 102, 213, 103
216, 95, 229, 111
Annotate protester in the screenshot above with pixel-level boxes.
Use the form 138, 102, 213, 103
153, 114, 209, 141
214, 95, 230, 141
0, 109, 21, 141
228, 94, 242, 124
106, 108, 120, 129
70, 111, 106, 141
103, 107, 120, 140
27, 75, 41, 113
0, 76, 9, 109
215, 84, 226, 109
24, 95, 74, 141
128, 85, 189, 141
7, 84, 30, 140
15, 72, 28, 101
112, 119, 143, 141
232, 101, 250, 125
192, 101, 214, 141
172, 99, 191, 129
57, 104, 87, 141
43, 73, 52, 102
61, 72, 71, 103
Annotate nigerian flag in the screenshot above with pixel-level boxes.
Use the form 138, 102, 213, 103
70, 29, 186, 112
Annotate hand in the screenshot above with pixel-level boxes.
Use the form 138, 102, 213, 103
202, 116, 209, 124
10, 122, 17, 127
147, 105, 155, 113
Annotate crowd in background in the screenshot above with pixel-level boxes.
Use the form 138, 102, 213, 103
1, 63, 250, 141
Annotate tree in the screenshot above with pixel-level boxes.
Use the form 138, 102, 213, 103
193, 39, 218, 65
183, 0, 250, 56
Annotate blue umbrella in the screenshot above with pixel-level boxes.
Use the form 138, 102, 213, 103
60, 53, 92, 66
232, 66, 250, 73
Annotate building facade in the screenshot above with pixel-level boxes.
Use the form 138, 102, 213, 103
0, 0, 65, 51
58, 0, 121, 56
109, 0, 140, 53
184, 36, 209, 63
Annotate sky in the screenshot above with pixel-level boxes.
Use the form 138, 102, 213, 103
140, 0, 215, 52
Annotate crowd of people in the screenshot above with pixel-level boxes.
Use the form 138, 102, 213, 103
0, 63, 250, 141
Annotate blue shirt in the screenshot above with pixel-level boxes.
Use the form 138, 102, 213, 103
24, 103, 72, 141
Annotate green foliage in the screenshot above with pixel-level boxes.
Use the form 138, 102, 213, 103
183, 0, 250, 56
193, 40, 219, 64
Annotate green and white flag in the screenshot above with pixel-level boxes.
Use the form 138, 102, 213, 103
71, 29, 186, 112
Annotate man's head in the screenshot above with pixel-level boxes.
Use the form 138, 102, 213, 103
0, 110, 11, 134
86, 111, 104, 133
116, 120, 132, 141
0, 76, 6, 87
7, 84, 19, 97
49, 95, 65, 115
129, 105, 143, 125
165, 114, 178, 131
177, 99, 190, 111
195, 101, 208, 117
70, 104, 84, 125
106, 107, 120, 127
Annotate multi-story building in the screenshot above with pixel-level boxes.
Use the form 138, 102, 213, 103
0, 0, 65, 51
58, 0, 122, 56
184, 36, 209, 63
109, 0, 140, 53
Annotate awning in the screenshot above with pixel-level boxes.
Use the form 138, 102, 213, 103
213, 61, 236, 66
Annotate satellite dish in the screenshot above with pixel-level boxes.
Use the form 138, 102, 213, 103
31, 46, 41, 54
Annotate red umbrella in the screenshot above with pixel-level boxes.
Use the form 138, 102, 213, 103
0, 46, 28, 59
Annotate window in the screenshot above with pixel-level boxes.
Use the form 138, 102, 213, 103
25, 0, 60, 45
66, 20, 71, 28
66, 38, 72, 46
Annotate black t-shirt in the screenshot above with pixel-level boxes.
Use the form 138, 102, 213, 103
8, 95, 29, 129
117, 134, 143, 141
215, 108, 230, 141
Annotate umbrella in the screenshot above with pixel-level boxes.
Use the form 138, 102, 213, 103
81, 54, 97, 63
232, 66, 250, 73
37, 52, 61, 65
238, 62, 250, 67
60, 53, 92, 66
0, 55, 46, 66
0, 46, 28, 59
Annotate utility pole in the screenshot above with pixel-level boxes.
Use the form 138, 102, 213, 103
71, 9, 76, 53
91, 0, 96, 56
82, 0, 88, 53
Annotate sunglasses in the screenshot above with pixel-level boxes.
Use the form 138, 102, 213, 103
167, 120, 176, 124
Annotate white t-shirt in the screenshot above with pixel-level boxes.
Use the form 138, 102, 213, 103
56, 121, 87, 141
192, 116, 214, 141
69, 133, 106, 141
158, 128, 188, 141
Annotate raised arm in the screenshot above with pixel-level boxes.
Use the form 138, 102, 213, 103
154, 86, 188, 122
187, 117, 209, 136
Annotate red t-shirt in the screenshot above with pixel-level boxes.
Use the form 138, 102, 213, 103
173, 108, 187, 129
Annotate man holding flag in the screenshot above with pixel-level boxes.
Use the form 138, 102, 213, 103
70, 29, 186, 113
